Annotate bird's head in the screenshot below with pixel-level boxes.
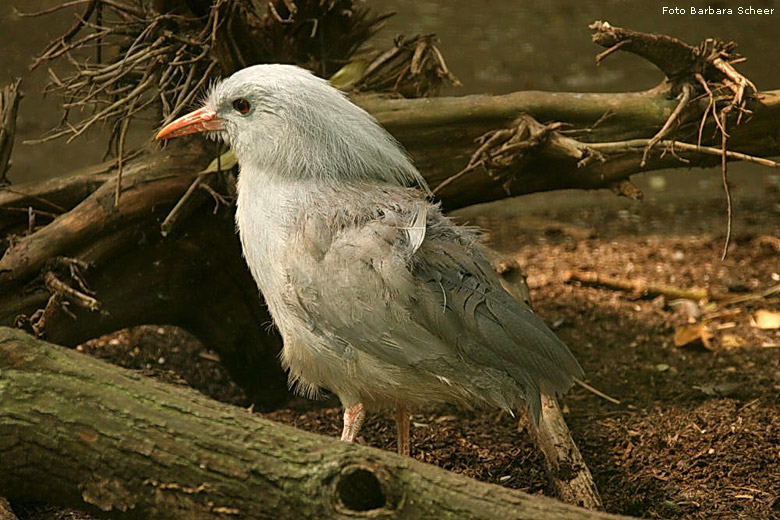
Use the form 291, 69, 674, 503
156, 64, 426, 188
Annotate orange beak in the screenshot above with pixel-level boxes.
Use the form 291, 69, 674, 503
155, 107, 224, 140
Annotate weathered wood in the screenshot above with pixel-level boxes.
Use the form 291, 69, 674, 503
0, 209, 289, 413
0, 141, 213, 285
529, 397, 603, 510
0, 326, 631, 520
360, 88, 780, 208
0, 161, 115, 224
590, 21, 700, 79
0, 78, 22, 185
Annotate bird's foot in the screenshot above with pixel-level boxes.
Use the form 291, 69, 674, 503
340, 403, 365, 442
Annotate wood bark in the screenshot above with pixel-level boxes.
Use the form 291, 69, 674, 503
0, 326, 630, 520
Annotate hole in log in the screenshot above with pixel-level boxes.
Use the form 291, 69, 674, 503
336, 467, 386, 512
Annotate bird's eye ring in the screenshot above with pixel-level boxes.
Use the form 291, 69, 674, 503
232, 98, 251, 115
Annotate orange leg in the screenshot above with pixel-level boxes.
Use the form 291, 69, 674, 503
396, 405, 410, 456
340, 403, 365, 442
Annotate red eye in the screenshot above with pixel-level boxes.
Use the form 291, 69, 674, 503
232, 98, 250, 114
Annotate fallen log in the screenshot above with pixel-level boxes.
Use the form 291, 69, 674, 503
0, 326, 630, 520
363, 87, 780, 208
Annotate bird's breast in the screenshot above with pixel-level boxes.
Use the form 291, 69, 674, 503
234, 172, 299, 295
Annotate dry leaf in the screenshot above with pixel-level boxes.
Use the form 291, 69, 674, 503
674, 323, 714, 350
329, 60, 368, 91
753, 309, 780, 330
721, 334, 745, 348
200, 149, 237, 174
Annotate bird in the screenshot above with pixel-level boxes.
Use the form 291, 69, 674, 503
156, 64, 583, 456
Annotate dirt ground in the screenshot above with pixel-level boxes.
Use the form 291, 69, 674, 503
12, 185, 780, 520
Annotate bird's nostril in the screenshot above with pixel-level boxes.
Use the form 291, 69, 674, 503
335, 467, 386, 512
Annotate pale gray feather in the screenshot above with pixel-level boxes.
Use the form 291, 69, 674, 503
196, 64, 583, 424
278, 183, 582, 422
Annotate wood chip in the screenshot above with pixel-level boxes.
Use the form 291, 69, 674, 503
753, 310, 780, 330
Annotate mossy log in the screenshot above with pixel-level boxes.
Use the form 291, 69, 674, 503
0, 327, 629, 520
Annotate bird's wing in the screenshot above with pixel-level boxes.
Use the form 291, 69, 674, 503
285, 202, 582, 419
412, 238, 584, 420
285, 207, 455, 367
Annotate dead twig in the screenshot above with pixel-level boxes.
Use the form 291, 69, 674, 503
711, 56, 757, 109
723, 284, 780, 306
11, 0, 454, 217
353, 34, 460, 97
564, 270, 712, 301
160, 174, 207, 237
21, 261, 98, 336
695, 73, 724, 146
1, 206, 60, 220
51, 256, 95, 296
434, 116, 592, 195
566, 270, 780, 306
719, 110, 732, 260
590, 21, 699, 79
575, 379, 621, 405
44, 271, 100, 312
594, 39, 630, 65
28, 0, 99, 69
199, 183, 230, 214
589, 139, 779, 168
527, 396, 604, 510
641, 83, 692, 167
24, 293, 63, 336
114, 78, 142, 205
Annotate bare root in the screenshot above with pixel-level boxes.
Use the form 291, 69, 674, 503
352, 34, 460, 98
0, 78, 22, 185
23, 0, 394, 153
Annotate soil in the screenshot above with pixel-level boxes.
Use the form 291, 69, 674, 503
12, 187, 780, 520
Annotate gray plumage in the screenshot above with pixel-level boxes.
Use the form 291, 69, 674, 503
190, 64, 583, 424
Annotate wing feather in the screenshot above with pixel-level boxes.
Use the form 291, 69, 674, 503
285, 197, 582, 421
